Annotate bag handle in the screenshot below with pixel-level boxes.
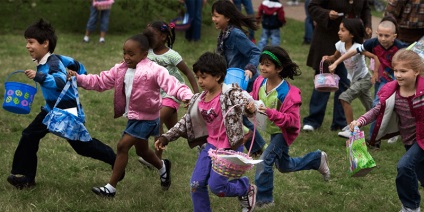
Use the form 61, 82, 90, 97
5, 70, 38, 91
319, 60, 324, 74
52, 77, 82, 115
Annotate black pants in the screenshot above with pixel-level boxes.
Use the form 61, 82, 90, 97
10, 108, 116, 180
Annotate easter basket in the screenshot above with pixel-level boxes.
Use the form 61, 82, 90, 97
93, 0, 114, 10
208, 104, 262, 178
314, 60, 340, 92
3, 70, 38, 114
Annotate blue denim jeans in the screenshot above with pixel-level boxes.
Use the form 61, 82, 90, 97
303, 0, 314, 43
243, 116, 266, 154
185, 0, 203, 41
86, 5, 110, 32
191, 143, 250, 212
254, 133, 321, 203
257, 28, 280, 51
233, 0, 255, 40
303, 63, 350, 130
396, 142, 424, 209
368, 78, 388, 138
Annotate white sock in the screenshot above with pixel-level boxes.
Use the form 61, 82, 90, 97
99, 37, 105, 42
159, 160, 167, 181
83, 36, 89, 42
103, 183, 116, 193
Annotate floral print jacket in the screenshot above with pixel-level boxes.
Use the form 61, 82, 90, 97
161, 84, 255, 149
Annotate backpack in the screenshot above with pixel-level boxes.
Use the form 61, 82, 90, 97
54, 54, 88, 75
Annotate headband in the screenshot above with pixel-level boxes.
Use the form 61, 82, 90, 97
262, 50, 282, 66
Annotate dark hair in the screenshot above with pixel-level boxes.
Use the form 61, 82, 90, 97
341, 18, 365, 44
211, 0, 258, 33
24, 18, 57, 53
127, 30, 156, 52
380, 15, 399, 34
259, 46, 301, 80
146, 20, 176, 49
193, 52, 227, 83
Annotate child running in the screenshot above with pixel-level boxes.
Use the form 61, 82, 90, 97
322, 18, 376, 139
329, 17, 408, 147
350, 49, 424, 212
7, 18, 118, 189
251, 46, 330, 209
212, 0, 266, 157
155, 52, 257, 212
138, 20, 199, 166
68, 33, 194, 197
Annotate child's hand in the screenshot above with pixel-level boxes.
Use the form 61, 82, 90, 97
24, 69, 36, 79
67, 70, 77, 80
244, 70, 252, 80
155, 137, 169, 151
322, 55, 329, 62
258, 104, 267, 115
245, 101, 256, 113
349, 120, 360, 132
182, 99, 190, 108
371, 72, 379, 84
328, 63, 336, 74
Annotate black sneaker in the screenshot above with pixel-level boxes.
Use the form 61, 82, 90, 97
160, 159, 171, 191
92, 186, 116, 197
7, 174, 36, 189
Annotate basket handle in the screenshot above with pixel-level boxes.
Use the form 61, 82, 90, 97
4, 70, 38, 91
319, 60, 324, 74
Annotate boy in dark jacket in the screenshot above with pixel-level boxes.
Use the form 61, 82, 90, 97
256, 0, 286, 51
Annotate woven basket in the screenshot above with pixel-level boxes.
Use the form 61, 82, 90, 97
208, 149, 254, 178
93, 0, 114, 10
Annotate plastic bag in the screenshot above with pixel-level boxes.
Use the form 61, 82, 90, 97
346, 128, 376, 177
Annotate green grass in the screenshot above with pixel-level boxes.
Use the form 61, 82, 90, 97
0, 18, 419, 212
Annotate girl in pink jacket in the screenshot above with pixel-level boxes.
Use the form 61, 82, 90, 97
250, 46, 330, 209
69, 33, 193, 197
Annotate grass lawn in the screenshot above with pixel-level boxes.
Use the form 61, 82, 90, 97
0, 17, 418, 212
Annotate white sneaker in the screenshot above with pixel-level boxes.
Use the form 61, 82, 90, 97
338, 129, 352, 139
303, 124, 315, 131
318, 151, 330, 181
83, 36, 89, 42
400, 205, 421, 212
138, 157, 155, 169
388, 135, 399, 144
239, 184, 257, 212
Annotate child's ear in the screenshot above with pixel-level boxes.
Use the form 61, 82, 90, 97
394, 33, 398, 39
43, 40, 49, 49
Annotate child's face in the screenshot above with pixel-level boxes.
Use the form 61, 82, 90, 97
259, 58, 282, 79
211, 10, 229, 30
123, 39, 147, 69
195, 71, 221, 92
376, 25, 397, 49
26, 38, 49, 62
393, 61, 419, 89
338, 23, 353, 43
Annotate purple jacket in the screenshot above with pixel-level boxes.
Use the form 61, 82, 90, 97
250, 76, 302, 146
76, 58, 193, 120
360, 76, 424, 150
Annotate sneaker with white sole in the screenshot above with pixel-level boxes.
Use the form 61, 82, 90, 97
138, 157, 155, 169
338, 129, 352, 139
239, 184, 257, 212
318, 151, 330, 181
388, 135, 399, 144
303, 124, 315, 131
400, 205, 421, 212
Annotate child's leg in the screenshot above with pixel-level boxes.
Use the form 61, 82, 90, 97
269, 29, 281, 47
134, 139, 163, 169
109, 134, 137, 187
68, 137, 116, 167
257, 29, 270, 51
396, 142, 424, 210
190, 144, 213, 211
158, 105, 178, 159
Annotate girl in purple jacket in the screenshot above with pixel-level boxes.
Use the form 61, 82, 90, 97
68, 33, 193, 197
250, 46, 330, 209
351, 49, 424, 212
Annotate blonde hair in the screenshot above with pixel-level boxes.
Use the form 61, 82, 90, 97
392, 49, 424, 75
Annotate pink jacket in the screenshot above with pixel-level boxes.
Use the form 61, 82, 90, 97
359, 76, 424, 150
76, 58, 193, 120
250, 76, 302, 146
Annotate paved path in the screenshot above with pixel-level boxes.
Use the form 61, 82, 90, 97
251, 0, 381, 37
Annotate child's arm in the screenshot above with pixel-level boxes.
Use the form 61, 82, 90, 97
349, 102, 382, 131
261, 101, 301, 131
69, 66, 117, 92
155, 113, 189, 150
157, 66, 193, 102
322, 50, 341, 74
328, 48, 358, 72
362, 51, 381, 84
176, 61, 199, 93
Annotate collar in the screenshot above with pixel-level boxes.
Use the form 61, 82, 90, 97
33, 52, 51, 65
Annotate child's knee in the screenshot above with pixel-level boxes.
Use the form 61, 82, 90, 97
190, 180, 207, 194
208, 182, 226, 197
